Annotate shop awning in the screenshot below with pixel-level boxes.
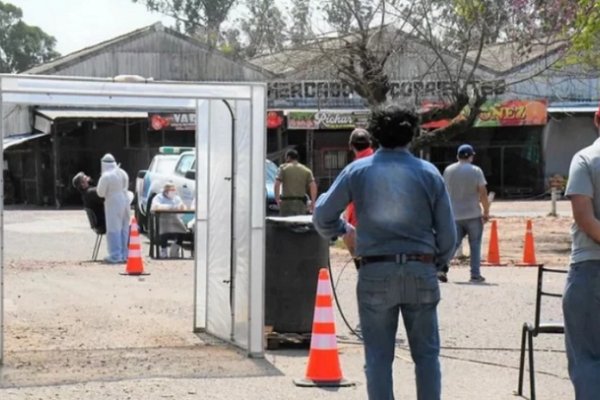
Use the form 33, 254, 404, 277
3, 132, 50, 150
35, 109, 148, 120
547, 102, 598, 113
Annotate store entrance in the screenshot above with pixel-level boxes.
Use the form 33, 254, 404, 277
429, 126, 545, 199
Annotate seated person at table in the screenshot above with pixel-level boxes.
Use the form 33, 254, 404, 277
151, 183, 189, 258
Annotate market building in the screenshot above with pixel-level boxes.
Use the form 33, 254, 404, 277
253, 36, 600, 198
2, 23, 273, 206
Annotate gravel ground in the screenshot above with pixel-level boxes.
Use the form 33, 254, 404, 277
0, 202, 575, 399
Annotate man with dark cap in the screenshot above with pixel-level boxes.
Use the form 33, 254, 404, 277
344, 128, 374, 262
72, 171, 105, 231
441, 143, 490, 283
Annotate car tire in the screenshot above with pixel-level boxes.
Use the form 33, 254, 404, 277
135, 203, 146, 233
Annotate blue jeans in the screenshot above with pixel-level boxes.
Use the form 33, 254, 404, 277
357, 261, 441, 400
455, 218, 483, 278
563, 261, 600, 399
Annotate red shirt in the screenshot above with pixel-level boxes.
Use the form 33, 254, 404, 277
345, 148, 374, 227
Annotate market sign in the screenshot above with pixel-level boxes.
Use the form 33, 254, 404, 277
474, 99, 547, 127
266, 111, 284, 129
287, 110, 370, 130
149, 113, 196, 131
268, 79, 505, 100
421, 99, 548, 129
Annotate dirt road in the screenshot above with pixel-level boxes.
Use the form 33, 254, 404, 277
0, 202, 574, 399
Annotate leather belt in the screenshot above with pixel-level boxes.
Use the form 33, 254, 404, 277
360, 253, 435, 265
280, 196, 306, 201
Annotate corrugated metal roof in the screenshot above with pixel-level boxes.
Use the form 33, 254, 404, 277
3, 132, 50, 150
36, 109, 148, 120
24, 22, 273, 79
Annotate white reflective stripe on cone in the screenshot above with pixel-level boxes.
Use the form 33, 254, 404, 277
317, 279, 332, 295
313, 306, 335, 323
310, 333, 337, 350
129, 236, 142, 245
127, 249, 142, 258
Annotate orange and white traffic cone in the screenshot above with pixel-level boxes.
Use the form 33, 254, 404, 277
294, 268, 354, 387
120, 217, 150, 276
515, 219, 541, 267
481, 220, 507, 266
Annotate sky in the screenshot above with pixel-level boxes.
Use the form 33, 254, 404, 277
9, 0, 175, 55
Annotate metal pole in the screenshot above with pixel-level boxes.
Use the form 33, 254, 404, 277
0, 82, 4, 365
550, 187, 558, 217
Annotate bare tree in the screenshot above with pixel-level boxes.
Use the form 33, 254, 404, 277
261, 0, 592, 149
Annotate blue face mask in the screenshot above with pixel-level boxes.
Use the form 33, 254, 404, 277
165, 191, 176, 199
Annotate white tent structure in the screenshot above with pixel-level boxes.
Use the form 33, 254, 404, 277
0, 74, 267, 363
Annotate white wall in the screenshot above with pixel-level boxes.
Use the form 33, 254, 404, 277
544, 114, 598, 179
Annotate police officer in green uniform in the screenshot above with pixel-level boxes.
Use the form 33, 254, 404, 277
274, 149, 318, 216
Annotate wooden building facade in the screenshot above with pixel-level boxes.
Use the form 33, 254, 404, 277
2, 23, 273, 206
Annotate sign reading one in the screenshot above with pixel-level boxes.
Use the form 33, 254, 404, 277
149, 113, 196, 131
475, 99, 547, 127
287, 110, 370, 130
421, 99, 548, 129
268, 79, 505, 100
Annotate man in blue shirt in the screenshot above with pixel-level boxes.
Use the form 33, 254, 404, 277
313, 107, 456, 400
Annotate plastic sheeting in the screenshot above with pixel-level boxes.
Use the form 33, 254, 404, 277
0, 75, 266, 363
195, 97, 266, 355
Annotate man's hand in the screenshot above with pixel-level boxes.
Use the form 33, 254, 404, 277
342, 223, 356, 256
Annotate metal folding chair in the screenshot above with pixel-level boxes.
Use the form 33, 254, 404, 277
517, 265, 567, 400
84, 208, 106, 261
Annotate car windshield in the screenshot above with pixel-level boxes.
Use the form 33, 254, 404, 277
265, 160, 278, 183
155, 158, 178, 173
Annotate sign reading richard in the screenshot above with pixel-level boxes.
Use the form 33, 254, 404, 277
288, 110, 370, 130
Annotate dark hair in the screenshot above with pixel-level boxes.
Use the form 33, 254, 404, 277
286, 149, 299, 160
367, 107, 419, 149
349, 128, 371, 151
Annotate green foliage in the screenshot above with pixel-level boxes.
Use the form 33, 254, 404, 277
289, 0, 311, 46
240, 0, 286, 58
568, 0, 600, 67
0, 1, 60, 73
133, 0, 237, 46
320, 0, 374, 34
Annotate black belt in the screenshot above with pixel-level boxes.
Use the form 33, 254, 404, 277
280, 196, 306, 201
360, 253, 435, 265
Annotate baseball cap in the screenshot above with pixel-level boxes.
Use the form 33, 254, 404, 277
457, 144, 475, 158
349, 128, 371, 147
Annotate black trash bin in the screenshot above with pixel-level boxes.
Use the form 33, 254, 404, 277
265, 215, 330, 334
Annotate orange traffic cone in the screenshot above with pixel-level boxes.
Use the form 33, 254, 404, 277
120, 217, 150, 276
482, 220, 507, 266
294, 268, 354, 388
515, 219, 541, 267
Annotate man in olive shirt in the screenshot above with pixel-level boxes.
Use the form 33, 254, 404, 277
274, 149, 317, 216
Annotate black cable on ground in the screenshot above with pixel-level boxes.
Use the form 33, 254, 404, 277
327, 255, 363, 341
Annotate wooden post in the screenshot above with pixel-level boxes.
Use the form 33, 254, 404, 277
550, 187, 558, 217
52, 122, 60, 208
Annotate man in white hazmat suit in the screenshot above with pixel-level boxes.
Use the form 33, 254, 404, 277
97, 154, 130, 263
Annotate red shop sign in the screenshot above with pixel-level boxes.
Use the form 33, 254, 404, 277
266, 111, 284, 129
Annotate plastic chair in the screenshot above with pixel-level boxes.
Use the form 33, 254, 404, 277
517, 265, 567, 400
84, 208, 106, 261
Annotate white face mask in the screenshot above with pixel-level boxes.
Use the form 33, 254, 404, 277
165, 191, 176, 200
